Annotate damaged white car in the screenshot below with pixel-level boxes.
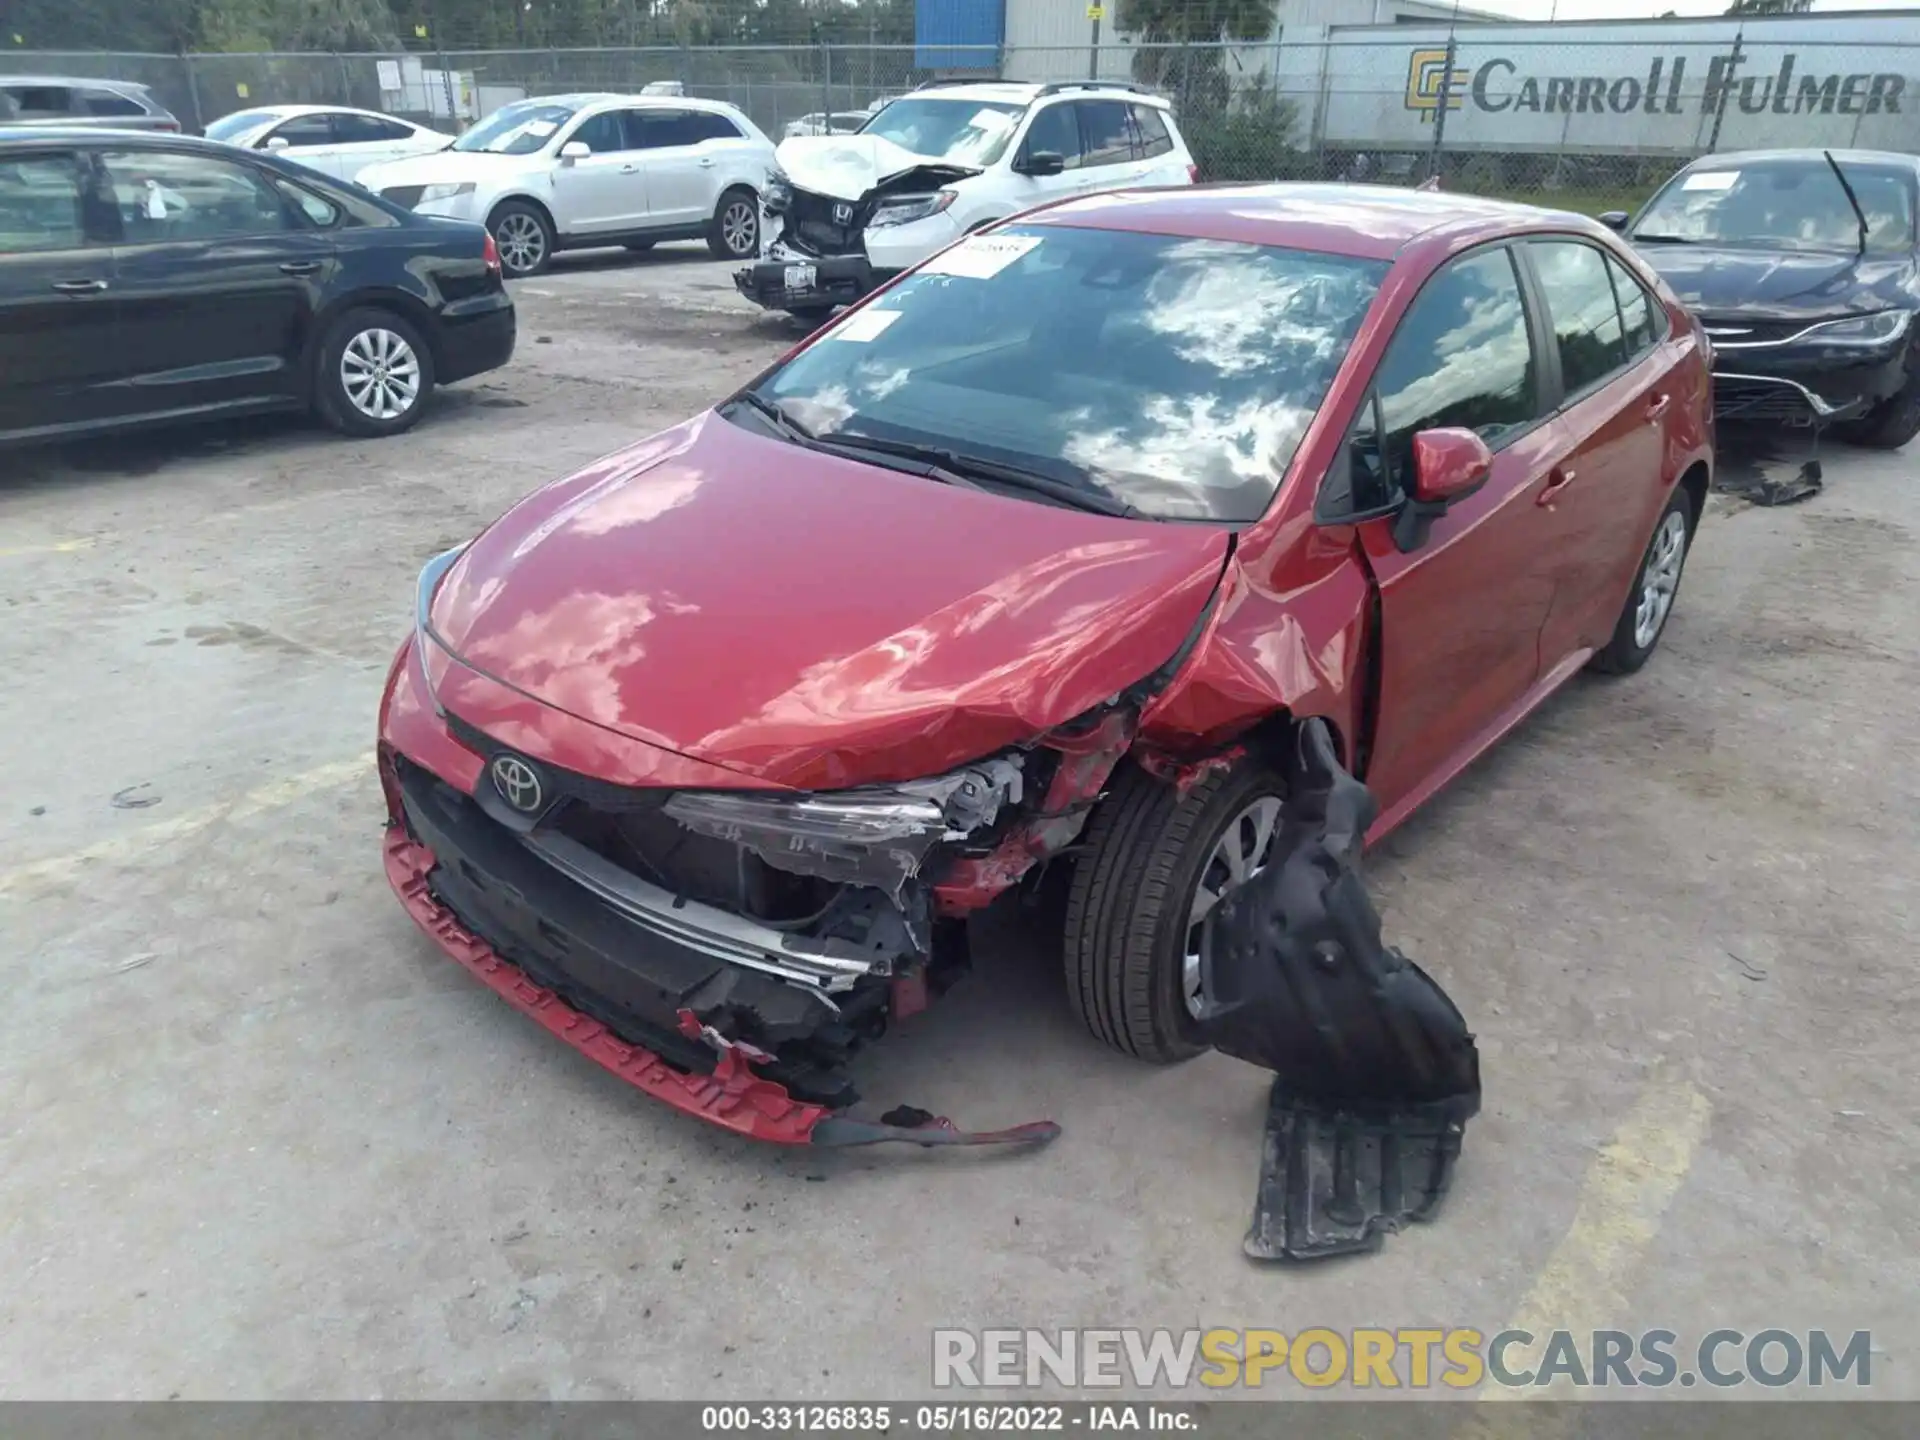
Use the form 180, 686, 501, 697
734, 80, 1196, 320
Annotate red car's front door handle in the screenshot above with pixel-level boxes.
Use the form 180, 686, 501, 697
1645, 391, 1671, 422
1536, 466, 1576, 507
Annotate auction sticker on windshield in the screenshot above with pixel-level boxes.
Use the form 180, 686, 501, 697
921, 234, 1041, 279
829, 308, 902, 342
1682, 171, 1739, 190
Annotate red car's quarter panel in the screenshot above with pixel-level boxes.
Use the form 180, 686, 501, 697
427, 412, 1232, 790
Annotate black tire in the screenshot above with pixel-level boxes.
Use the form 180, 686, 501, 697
1062, 761, 1286, 1063
1831, 345, 1920, 450
708, 186, 760, 260
488, 200, 553, 278
1589, 488, 1693, 675
622, 240, 656, 253
313, 307, 436, 438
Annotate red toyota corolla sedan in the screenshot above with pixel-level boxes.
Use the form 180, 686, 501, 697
378, 184, 1712, 1144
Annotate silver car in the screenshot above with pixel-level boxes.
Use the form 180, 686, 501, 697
0, 76, 182, 132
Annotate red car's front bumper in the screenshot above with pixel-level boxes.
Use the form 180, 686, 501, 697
378, 635, 1058, 1152
384, 825, 836, 1144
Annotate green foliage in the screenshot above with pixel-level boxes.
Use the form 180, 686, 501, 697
1120, 0, 1276, 114
1182, 75, 1299, 184
1115, 0, 1275, 45
1724, 0, 1813, 14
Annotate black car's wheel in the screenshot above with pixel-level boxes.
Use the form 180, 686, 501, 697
488, 200, 553, 278
1832, 344, 1920, 450
708, 187, 760, 260
1589, 488, 1694, 675
314, 308, 436, 438
1062, 761, 1286, 1063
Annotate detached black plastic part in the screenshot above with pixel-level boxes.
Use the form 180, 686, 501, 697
1191, 718, 1482, 1262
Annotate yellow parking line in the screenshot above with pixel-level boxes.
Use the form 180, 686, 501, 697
0, 758, 371, 899
0, 538, 96, 560
1457, 1069, 1712, 1432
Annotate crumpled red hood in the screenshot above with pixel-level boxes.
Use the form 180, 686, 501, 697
428, 413, 1230, 789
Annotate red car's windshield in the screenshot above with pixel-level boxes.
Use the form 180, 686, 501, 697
742, 225, 1388, 522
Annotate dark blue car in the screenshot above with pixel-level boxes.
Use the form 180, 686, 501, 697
0, 128, 515, 446
1603, 148, 1919, 450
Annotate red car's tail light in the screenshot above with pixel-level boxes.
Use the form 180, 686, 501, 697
155, 120, 180, 132
482, 231, 501, 276
1187, 163, 1200, 184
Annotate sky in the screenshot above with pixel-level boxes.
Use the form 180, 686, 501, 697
1488, 0, 1916, 19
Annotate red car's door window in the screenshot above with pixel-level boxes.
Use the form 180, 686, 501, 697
1340, 245, 1571, 824
1608, 251, 1668, 353
1527, 239, 1675, 666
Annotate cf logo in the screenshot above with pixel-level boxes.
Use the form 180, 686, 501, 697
490, 754, 545, 814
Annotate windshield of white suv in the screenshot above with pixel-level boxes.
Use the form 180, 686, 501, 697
857, 98, 1023, 166
453, 100, 579, 155
1632, 158, 1916, 253
740, 225, 1387, 523
204, 109, 279, 142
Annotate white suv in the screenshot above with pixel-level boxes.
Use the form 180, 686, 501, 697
358, 92, 777, 278
735, 81, 1196, 319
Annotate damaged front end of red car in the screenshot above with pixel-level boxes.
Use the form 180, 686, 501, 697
376, 505, 1234, 1150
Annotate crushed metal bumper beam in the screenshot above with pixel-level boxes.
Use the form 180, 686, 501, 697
386, 828, 1057, 1152
1192, 718, 1482, 1262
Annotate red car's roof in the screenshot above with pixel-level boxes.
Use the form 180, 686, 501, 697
1021, 182, 1597, 262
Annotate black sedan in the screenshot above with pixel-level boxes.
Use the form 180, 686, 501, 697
1603, 148, 1919, 450
1, 128, 514, 447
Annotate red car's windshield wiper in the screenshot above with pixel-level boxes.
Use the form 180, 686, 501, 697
725, 392, 993, 496
823, 432, 1143, 519
726, 393, 1139, 517
729, 389, 817, 441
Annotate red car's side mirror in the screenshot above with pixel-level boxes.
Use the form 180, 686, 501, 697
1411, 427, 1492, 504
1394, 427, 1492, 552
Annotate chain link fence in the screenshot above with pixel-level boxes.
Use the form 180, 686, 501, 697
11, 32, 1919, 213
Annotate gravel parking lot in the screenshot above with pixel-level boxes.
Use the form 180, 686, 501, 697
4, 242, 1916, 1400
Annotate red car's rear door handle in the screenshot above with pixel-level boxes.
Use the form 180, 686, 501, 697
1645, 391, 1671, 422
1535, 466, 1576, 507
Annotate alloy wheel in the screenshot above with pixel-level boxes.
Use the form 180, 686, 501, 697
340, 328, 421, 422
1633, 510, 1689, 649
1182, 795, 1283, 1017
494, 212, 545, 275
721, 199, 758, 257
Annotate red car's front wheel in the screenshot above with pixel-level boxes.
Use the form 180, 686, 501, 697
1062, 761, 1286, 1063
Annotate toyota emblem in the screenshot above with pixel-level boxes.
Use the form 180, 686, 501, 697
490, 754, 545, 814
833, 202, 853, 224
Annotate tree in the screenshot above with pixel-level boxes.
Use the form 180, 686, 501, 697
1724, 0, 1813, 15
1118, 0, 1275, 113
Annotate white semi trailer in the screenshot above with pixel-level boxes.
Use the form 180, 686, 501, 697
1289, 10, 1920, 158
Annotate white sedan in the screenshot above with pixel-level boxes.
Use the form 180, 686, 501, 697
357, 93, 778, 278
203, 105, 450, 183
783, 111, 871, 139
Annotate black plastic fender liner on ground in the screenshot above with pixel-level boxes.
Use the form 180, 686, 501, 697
1190, 718, 1482, 1261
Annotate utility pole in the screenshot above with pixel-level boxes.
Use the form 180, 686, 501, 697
1088, 4, 1102, 82
1425, 0, 1464, 183
424, 0, 455, 125
1425, 32, 1457, 181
